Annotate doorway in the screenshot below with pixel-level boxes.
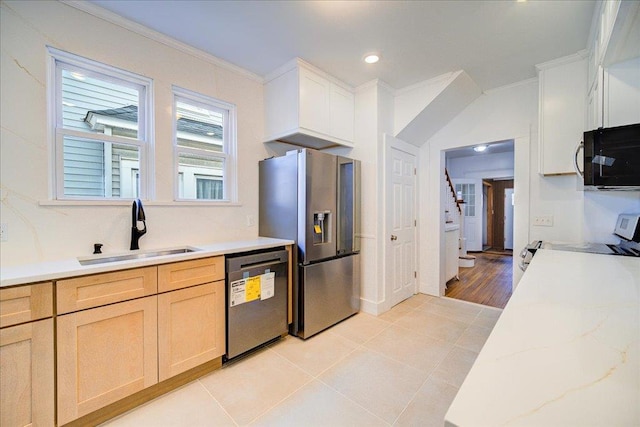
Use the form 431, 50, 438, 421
443, 140, 515, 307
384, 135, 418, 309
482, 179, 514, 254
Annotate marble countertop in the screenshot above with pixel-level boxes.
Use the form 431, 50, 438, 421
445, 249, 640, 426
0, 237, 294, 288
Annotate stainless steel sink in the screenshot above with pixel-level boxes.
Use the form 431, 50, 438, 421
78, 247, 198, 266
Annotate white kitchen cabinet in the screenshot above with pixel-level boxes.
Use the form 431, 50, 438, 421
445, 227, 459, 282
265, 58, 354, 149
586, 66, 603, 130
587, 1, 640, 130
603, 57, 640, 127
536, 53, 587, 176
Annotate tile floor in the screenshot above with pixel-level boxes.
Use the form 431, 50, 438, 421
102, 294, 502, 427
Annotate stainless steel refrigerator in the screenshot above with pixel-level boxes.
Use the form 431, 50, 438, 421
259, 149, 361, 338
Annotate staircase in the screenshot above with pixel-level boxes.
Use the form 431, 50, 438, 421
444, 169, 462, 223
444, 169, 475, 268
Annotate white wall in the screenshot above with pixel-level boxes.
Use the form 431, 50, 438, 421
420, 79, 538, 296
0, 1, 265, 266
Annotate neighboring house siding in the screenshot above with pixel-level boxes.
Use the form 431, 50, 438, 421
61, 72, 138, 197
63, 139, 105, 196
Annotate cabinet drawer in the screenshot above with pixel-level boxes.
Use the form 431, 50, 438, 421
0, 282, 53, 328
158, 257, 224, 292
57, 267, 157, 314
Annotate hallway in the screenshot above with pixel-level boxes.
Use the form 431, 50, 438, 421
445, 252, 513, 309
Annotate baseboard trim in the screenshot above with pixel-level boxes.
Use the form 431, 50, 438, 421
61, 357, 222, 427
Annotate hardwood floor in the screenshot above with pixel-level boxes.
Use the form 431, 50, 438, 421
445, 252, 512, 309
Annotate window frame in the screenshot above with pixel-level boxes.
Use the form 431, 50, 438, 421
172, 86, 237, 203
47, 47, 154, 201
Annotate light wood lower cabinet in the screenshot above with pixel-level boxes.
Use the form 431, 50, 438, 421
57, 267, 157, 314
0, 318, 54, 427
57, 296, 158, 425
158, 281, 225, 381
0, 282, 53, 328
158, 257, 224, 292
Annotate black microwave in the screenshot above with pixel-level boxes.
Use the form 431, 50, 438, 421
576, 123, 640, 191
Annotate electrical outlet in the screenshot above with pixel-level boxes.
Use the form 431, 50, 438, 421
0, 223, 7, 242
246, 215, 256, 227
533, 215, 554, 227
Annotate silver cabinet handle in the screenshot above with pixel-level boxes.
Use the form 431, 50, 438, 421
390, 235, 398, 241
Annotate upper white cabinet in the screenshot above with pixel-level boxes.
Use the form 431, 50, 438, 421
536, 53, 588, 176
265, 59, 354, 149
589, 0, 640, 129
604, 57, 640, 127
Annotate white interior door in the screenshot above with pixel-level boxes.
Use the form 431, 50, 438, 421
504, 188, 514, 250
387, 145, 417, 307
454, 179, 483, 252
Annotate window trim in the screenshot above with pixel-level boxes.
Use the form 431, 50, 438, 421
46, 46, 155, 201
172, 85, 237, 203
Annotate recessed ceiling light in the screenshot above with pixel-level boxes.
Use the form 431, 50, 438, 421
473, 145, 488, 152
206, 132, 215, 136
363, 53, 380, 64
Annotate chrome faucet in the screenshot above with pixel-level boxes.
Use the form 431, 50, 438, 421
130, 199, 147, 250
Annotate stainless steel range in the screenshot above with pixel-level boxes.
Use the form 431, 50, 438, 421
520, 213, 640, 270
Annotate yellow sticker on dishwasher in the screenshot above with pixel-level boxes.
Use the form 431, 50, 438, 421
314, 225, 322, 234
245, 276, 261, 302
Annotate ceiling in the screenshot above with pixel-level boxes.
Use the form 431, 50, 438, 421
446, 140, 514, 159
88, 0, 596, 91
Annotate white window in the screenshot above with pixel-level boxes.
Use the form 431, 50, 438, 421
173, 86, 237, 202
48, 47, 153, 200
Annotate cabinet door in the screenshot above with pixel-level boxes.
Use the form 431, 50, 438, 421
158, 281, 225, 381
57, 266, 157, 314
330, 83, 355, 143
445, 230, 459, 282
299, 67, 331, 135
57, 296, 158, 425
0, 282, 53, 328
0, 318, 54, 427
538, 57, 587, 175
158, 256, 224, 293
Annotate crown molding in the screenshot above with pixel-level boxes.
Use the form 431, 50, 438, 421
535, 49, 589, 72
60, 0, 264, 83
483, 77, 538, 95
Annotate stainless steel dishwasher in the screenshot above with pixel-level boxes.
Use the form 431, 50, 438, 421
225, 248, 289, 360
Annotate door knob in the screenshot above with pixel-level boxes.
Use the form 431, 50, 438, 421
390, 235, 398, 241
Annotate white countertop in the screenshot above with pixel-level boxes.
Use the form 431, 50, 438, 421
445, 249, 640, 426
0, 237, 294, 288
